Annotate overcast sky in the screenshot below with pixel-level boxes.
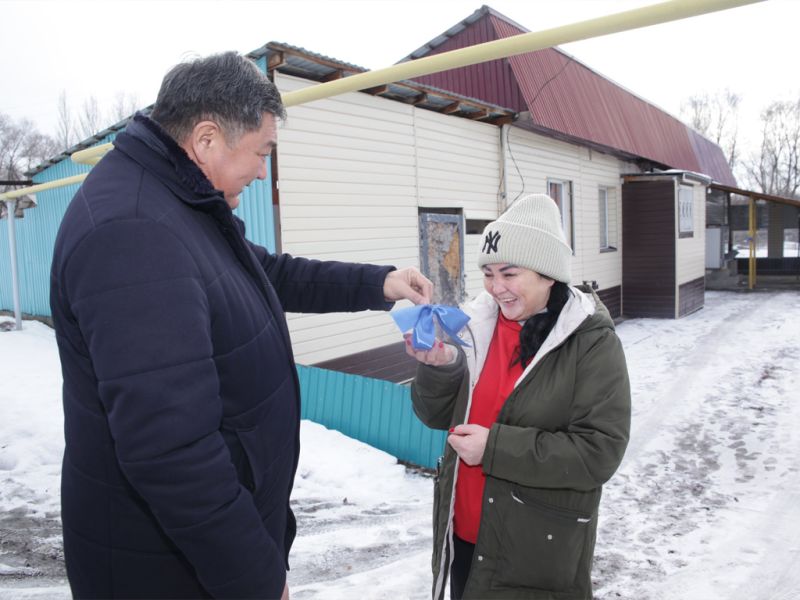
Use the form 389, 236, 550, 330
1, 0, 797, 156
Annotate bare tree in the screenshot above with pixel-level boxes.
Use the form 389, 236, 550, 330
56, 90, 76, 149
743, 98, 800, 198
0, 111, 57, 184
78, 96, 103, 140
109, 91, 141, 123
681, 89, 741, 171
1, 114, 56, 220
0, 113, 24, 180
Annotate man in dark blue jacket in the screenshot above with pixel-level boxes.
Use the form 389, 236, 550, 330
50, 51, 432, 600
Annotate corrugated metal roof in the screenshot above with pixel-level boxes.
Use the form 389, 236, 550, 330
402, 5, 736, 186
30, 41, 515, 175
26, 108, 151, 177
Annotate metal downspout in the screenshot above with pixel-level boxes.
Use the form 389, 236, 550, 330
748, 195, 756, 289
4, 201, 22, 330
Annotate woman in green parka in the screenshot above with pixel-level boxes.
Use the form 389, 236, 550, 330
406, 193, 631, 600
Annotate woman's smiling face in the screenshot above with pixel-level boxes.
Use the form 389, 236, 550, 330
482, 263, 554, 321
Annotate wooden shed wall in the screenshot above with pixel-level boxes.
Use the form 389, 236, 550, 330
622, 180, 677, 318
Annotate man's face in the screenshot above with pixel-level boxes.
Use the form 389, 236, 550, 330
204, 113, 277, 209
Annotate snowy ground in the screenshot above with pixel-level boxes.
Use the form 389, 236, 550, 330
1, 290, 799, 599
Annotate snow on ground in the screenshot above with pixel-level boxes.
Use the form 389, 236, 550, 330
1, 289, 799, 599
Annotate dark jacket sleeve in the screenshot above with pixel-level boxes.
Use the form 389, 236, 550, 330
60, 220, 286, 598
247, 240, 395, 314
410, 350, 469, 430
483, 329, 631, 491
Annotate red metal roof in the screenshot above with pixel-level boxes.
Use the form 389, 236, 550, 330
404, 6, 736, 186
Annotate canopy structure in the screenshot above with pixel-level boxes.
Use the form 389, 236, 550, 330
708, 183, 800, 289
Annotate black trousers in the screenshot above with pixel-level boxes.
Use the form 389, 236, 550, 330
450, 535, 475, 600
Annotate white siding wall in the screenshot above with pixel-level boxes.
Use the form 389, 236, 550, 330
676, 183, 708, 285
274, 74, 640, 364
415, 109, 501, 305
502, 128, 631, 291
464, 234, 485, 300
276, 74, 418, 364
276, 75, 501, 364
415, 109, 501, 218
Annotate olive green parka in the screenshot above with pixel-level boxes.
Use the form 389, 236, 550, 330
411, 286, 630, 599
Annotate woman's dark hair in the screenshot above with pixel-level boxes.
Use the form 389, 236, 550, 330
150, 51, 286, 144
514, 280, 571, 368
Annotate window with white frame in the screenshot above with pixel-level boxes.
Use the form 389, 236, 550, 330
599, 187, 609, 249
679, 185, 694, 237
547, 178, 574, 252
598, 186, 617, 251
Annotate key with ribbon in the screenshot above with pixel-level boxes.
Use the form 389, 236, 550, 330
391, 304, 471, 350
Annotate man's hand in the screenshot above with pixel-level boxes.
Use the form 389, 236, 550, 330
447, 424, 489, 466
384, 267, 433, 305
281, 582, 289, 600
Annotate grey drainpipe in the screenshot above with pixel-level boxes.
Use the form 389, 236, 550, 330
3, 200, 22, 330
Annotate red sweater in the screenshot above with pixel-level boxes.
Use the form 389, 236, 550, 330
453, 313, 524, 544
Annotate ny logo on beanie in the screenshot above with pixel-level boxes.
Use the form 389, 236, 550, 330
482, 230, 501, 254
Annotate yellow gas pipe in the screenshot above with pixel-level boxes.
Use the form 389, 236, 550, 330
0, 0, 764, 202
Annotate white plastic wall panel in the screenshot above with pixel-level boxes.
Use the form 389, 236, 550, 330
414, 109, 501, 220
501, 128, 633, 291
275, 73, 419, 364
676, 183, 707, 285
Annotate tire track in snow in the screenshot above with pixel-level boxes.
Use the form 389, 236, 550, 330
621, 292, 765, 463
595, 292, 800, 599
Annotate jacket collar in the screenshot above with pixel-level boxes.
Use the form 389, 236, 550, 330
461, 287, 597, 387
114, 114, 228, 210
515, 287, 595, 384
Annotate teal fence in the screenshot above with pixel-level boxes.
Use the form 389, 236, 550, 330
297, 365, 446, 469
0, 135, 276, 318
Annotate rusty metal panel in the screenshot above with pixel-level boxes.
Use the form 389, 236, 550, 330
419, 213, 465, 306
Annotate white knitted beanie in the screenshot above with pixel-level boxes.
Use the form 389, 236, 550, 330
477, 193, 572, 283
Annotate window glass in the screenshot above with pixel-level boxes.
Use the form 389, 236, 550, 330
599, 187, 609, 249
547, 179, 573, 251
679, 185, 694, 236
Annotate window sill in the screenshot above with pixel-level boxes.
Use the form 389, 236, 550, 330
600, 246, 618, 253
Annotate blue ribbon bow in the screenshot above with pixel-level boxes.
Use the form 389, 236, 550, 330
391, 304, 471, 350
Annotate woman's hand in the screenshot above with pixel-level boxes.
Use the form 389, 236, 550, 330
404, 335, 454, 366
447, 424, 489, 466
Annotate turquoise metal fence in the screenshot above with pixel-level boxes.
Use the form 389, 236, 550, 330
297, 365, 446, 469
0, 134, 276, 317
0, 135, 109, 316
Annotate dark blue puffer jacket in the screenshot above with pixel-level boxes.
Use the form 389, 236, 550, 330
50, 115, 394, 599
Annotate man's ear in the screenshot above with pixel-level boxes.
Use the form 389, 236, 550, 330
184, 120, 221, 165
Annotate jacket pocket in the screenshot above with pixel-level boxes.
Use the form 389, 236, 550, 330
493, 486, 592, 592
224, 375, 295, 495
